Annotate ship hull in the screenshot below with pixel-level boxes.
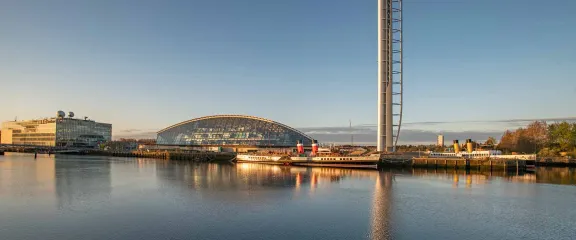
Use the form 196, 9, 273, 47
291, 155, 381, 163
236, 154, 282, 162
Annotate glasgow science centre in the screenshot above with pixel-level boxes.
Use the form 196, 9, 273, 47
156, 115, 314, 149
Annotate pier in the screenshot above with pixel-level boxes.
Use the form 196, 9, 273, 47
0, 144, 236, 162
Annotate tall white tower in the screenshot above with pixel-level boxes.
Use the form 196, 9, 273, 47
377, 0, 403, 152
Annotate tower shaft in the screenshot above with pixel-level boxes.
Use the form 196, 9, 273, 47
377, 0, 402, 152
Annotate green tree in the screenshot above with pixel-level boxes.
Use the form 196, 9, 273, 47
572, 123, 576, 152
548, 122, 574, 152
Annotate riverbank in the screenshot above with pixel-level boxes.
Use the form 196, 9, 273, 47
536, 157, 576, 167
55, 150, 237, 162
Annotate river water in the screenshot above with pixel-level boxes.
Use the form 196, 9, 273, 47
1, 153, 575, 240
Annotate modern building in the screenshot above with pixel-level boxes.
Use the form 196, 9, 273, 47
0, 111, 112, 147
437, 134, 445, 147
156, 115, 313, 148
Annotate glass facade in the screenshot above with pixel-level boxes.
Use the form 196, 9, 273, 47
1, 118, 112, 147
56, 119, 112, 147
157, 115, 313, 147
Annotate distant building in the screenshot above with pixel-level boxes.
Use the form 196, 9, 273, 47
437, 134, 445, 147
1, 112, 112, 147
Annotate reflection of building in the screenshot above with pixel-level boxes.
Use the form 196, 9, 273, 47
55, 159, 112, 209
156, 115, 313, 147
155, 163, 308, 192
0, 155, 56, 200
1, 113, 111, 147
154, 162, 386, 197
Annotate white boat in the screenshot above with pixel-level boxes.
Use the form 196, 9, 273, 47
236, 154, 283, 162
428, 150, 537, 160
291, 154, 381, 162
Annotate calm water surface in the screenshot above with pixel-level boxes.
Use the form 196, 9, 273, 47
1, 153, 576, 240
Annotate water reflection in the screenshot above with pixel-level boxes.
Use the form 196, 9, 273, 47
409, 168, 576, 187
2, 154, 576, 240
0, 153, 56, 200
369, 172, 393, 240
153, 162, 388, 190
536, 167, 576, 185
151, 163, 576, 197
151, 162, 397, 239
54, 156, 112, 210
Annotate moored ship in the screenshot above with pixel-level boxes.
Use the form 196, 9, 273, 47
236, 154, 284, 162
235, 140, 382, 168
427, 139, 537, 170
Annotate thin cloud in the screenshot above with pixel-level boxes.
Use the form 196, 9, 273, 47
303, 129, 504, 145
356, 116, 576, 127
114, 129, 158, 140
119, 129, 141, 133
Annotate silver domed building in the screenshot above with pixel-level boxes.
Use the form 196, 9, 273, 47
156, 115, 313, 147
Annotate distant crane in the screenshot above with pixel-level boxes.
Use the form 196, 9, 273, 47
350, 119, 354, 147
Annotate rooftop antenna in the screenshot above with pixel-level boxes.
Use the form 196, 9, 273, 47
350, 119, 354, 147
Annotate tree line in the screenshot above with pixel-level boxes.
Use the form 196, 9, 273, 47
498, 121, 576, 157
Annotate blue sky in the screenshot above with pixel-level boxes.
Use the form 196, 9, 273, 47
1, 0, 575, 143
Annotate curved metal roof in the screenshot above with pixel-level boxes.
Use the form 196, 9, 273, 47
157, 115, 313, 140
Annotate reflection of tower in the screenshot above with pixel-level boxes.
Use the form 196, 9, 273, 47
377, 0, 403, 152
369, 171, 393, 240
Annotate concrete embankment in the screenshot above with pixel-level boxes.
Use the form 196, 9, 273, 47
86, 151, 236, 162
381, 157, 530, 171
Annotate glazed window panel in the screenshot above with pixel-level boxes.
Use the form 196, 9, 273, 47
157, 117, 313, 146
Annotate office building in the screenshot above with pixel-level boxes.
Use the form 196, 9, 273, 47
437, 134, 445, 147
1, 111, 112, 147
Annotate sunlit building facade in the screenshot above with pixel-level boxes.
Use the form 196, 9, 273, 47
156, 115, 313, 147
1, 117, 112, 147
437, 134, 444, 147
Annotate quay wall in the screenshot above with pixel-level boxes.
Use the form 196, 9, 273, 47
381, 157, 528, 171
86, 151, 236, 162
